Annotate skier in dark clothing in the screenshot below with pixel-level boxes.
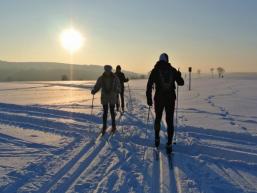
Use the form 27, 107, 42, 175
146, 53, 184, 152
115, 65, 129, 112
91, 65, 121, 135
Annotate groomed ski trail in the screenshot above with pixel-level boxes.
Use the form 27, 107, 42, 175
129, 87, 180, 193
149, 108, 179, 193
37, 138, 107, 193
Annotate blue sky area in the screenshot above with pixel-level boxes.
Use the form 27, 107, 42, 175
0, 0, 257, 73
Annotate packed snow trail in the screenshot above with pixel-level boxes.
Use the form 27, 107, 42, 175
132, 77, 257, 193
0, 76, 257, 193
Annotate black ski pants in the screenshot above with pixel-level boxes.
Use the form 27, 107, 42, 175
154, 97, 175, 144
103, 104, 116, 128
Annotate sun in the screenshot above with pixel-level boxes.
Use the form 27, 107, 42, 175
60, 27, 84, 54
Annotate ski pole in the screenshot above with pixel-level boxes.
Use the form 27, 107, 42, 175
91, 94, 95, 115
145, 106, 151, 142
127, 82, 132, 109
176, 84, 179, 126
147, 106, 151, 126
173, 83, 179, 144
142, 106, 151, 162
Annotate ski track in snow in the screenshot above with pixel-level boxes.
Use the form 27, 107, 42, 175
0, 78, 257, 193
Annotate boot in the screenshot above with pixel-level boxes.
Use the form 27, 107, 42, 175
101, 125, 107, 136
155, 137, 160, 148
166, 142, 172, 154
111, 125, 116, 133
154, 123, 160, 148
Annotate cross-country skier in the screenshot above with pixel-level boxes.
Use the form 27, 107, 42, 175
115, 65, 129, 112
146, 53, 184, 153
91, 65, 121, 135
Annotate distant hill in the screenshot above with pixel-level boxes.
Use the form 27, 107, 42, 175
0, 60, 145, 81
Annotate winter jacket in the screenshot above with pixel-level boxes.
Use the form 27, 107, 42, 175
92, 72, 121, 105
146, 61, 184, 104
115, 71, 129, 92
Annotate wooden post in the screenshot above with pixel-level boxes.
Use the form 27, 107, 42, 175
188, 67, 192, 91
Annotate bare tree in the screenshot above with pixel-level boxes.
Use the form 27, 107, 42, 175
217, 67, 225, 78
197, 69, 201, 77
61, 74, 69, 81
210, 68, 214, 78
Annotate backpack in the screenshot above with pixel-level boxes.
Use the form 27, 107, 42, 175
102, 73, 114, 94
159, 69, 174, 93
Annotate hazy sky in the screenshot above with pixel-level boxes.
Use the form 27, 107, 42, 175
0, 0, 257, 73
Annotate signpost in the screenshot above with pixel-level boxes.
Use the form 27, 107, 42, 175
189, 67, 192, 91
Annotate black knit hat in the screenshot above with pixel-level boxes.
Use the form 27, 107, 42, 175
116, 65, 121, 70
159, 53, 169, 63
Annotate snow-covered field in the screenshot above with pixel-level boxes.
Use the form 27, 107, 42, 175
0, 75, 257, 193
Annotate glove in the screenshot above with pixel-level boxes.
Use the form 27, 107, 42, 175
91, 90, 95, 95
177, 70, 182, 77
147, 98, 153, 106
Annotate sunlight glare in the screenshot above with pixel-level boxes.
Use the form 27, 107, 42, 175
60, 28, 84, 54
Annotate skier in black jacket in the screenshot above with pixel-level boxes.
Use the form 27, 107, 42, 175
146, 53, 184, 152
115, 65, 129, 112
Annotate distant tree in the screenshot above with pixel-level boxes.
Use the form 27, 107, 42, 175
139, 74, 146, 79
217, 67, 225, 78
210, 68, 214, 78
61, 74, 69, 81
6, 76, 13, 81
197, 69, 201, 76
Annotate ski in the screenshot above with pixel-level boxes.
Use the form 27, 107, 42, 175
154, 145, 173, 170
154, 144, 173, 169
95, 126, 112, 144
166, 147, 173, 170
107, 111, 123, 143
117, 111, 124, 122
94, 130, 104, 145
107, 130, 116, 142
154, 147, 160, 161
167, 153, 173, 170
